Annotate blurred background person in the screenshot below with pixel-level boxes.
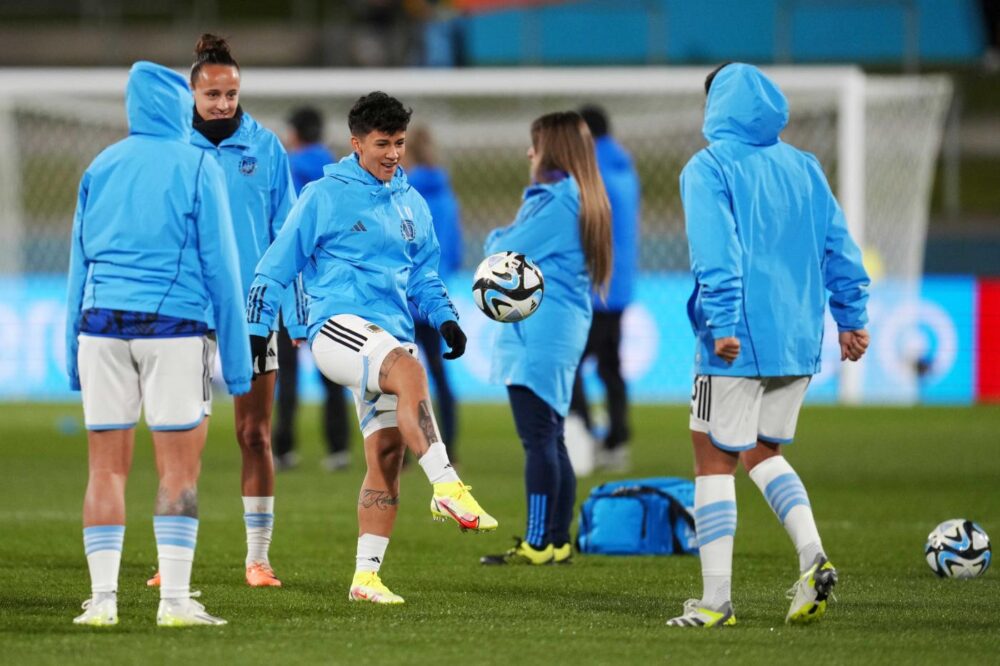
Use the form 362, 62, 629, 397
402, 124, 462, 458
569, 104, 640, 473
273, 106, 354, 473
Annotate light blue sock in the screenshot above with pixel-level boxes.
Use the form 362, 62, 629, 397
154, 516, 198, 600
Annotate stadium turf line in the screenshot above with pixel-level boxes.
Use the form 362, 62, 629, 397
1, 403, 998, 665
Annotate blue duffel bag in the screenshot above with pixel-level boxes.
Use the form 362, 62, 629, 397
576, 477, 698, 556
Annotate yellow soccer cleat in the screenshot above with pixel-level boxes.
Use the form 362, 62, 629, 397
666, 599, 737, 628
156, 594, 227, 627
786, 555, 838, 624
73, 596, 118, 627
348, 571, 405, 605
551, 542, 573, 565
480, 537, 553, 565
430, 482, 498, 532
246, 562, 282, 588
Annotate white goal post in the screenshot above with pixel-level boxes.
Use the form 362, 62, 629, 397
0, 66, 952, 403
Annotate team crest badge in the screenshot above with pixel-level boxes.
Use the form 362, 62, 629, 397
400, 219, 416, 242
239, 156, 258, 176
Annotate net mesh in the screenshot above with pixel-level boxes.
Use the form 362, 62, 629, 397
0, 70, 950, 281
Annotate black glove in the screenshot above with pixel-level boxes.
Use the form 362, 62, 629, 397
250, 334, 270, 377
439, 320, 467, 360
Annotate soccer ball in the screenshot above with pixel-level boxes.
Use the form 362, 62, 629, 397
472, 251, 544, 323
924, 519, 992, 579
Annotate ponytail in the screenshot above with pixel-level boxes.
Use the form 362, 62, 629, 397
190, 33, 239, 86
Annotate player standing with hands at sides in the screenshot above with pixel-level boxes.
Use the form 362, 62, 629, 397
147, 34, 304, 590
668, 63, 870, 628
66, 62, 250, 627
480, 111, 611, 566
247, 92, 497, 604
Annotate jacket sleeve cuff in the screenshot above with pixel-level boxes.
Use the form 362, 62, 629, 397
711, 325, 737, 339
429, 308, 457, 332
287, 324, 308, 340
248, 322, 271, 337
227, 379, 251, 396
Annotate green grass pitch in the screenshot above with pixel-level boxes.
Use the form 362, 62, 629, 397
1, 402, 998, 665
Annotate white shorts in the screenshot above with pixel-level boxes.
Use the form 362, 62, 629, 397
78, 334, 213, 431
689, 375, 811, 451
310, 314, 416, 439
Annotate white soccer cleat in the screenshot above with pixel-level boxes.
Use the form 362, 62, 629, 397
156, 595, 227, 627
666, 599, 736, 628
73, 595, 118, 627
786, 554, 838, 624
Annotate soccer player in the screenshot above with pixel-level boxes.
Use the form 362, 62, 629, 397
147, 34, 303, 589
246, 91, 497, 604
401, 125, 463, 456
569, 104, 640, 472
66, 61, 249, 627
667, 63, 870, 628
271, 106, 354, 473
479, 111, 612, 566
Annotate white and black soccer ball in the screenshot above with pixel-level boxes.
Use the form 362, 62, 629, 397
925, 519, 991, 579
472, 251, 544, 323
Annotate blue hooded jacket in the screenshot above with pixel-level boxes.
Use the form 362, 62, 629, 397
191, 110, 307, 338
289, 143, 336, 194
681, 63, 870, 378
592, 135, 639, 312
485, 176, 591, 416
65, 61, 251, 395
247, 154, 458, 344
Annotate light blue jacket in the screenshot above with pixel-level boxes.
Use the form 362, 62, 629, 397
65, 61, 251, 395
485, 176, 591, 416
191, 111, 307, 338
681, 63, 870, 378
593, 135, 640, 312
248, 154, 458, 343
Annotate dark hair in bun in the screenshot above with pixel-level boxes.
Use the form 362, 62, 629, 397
190, 33, 239, 86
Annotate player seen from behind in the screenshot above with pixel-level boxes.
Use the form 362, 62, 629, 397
65, 61, 250, 627
479, 111, 612, 566
247, 91, 497, 604
146, 34, 304, 590
668, 63, 870, 628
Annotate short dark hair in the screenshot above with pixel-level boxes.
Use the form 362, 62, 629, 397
578, 104, 609, 138
705, 62, 734, 96
348, 92, 412, 137
288, 106, 324, 144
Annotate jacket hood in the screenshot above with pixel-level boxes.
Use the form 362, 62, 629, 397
703, 63, 788, 146
406, 165, 450, 194
125, 61, 192, 141
324, 153, 409, 193
594, 136, 633, 172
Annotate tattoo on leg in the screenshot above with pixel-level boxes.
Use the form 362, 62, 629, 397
155, 487, 198, 518
359, 488, 400, 510
378, 347, 408, 386
418, 400, 442, 446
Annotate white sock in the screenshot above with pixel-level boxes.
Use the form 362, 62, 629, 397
355, 533, 390, 574
154, 516, 197, 600
694, 474, 737, 608
748, 456, 823, 572
418, 441, 459, 484
243, 496, 274, 566
83, 525, 125, 596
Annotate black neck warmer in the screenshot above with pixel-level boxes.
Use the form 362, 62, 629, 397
193, 106, 243, 146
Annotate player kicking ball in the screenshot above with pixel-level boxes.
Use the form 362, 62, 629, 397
247, 91, 496, 605
668, 63, 870, 628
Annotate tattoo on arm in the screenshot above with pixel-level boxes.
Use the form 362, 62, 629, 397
418, 399, 442, 446
154, 487, 198, 518
359, 489, 400, 510
378, 347, 408, 388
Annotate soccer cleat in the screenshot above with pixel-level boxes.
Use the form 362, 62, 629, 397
480, 537, 554, 565
246, 562, 282, 587
348, 571, 405, 604
430, 482, 498, 532
786, 554, 838, 624
146, 571, 160, 587
73, 595, 118, 627
156, 594, 227, 627
551, 542, 573, 565
666, 599, 737, 628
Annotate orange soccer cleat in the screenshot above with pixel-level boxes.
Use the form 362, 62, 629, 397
246, 562, 282, 587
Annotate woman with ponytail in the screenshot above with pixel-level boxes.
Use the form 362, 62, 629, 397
480, 111, 612, 566
146, 34, 303, 590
